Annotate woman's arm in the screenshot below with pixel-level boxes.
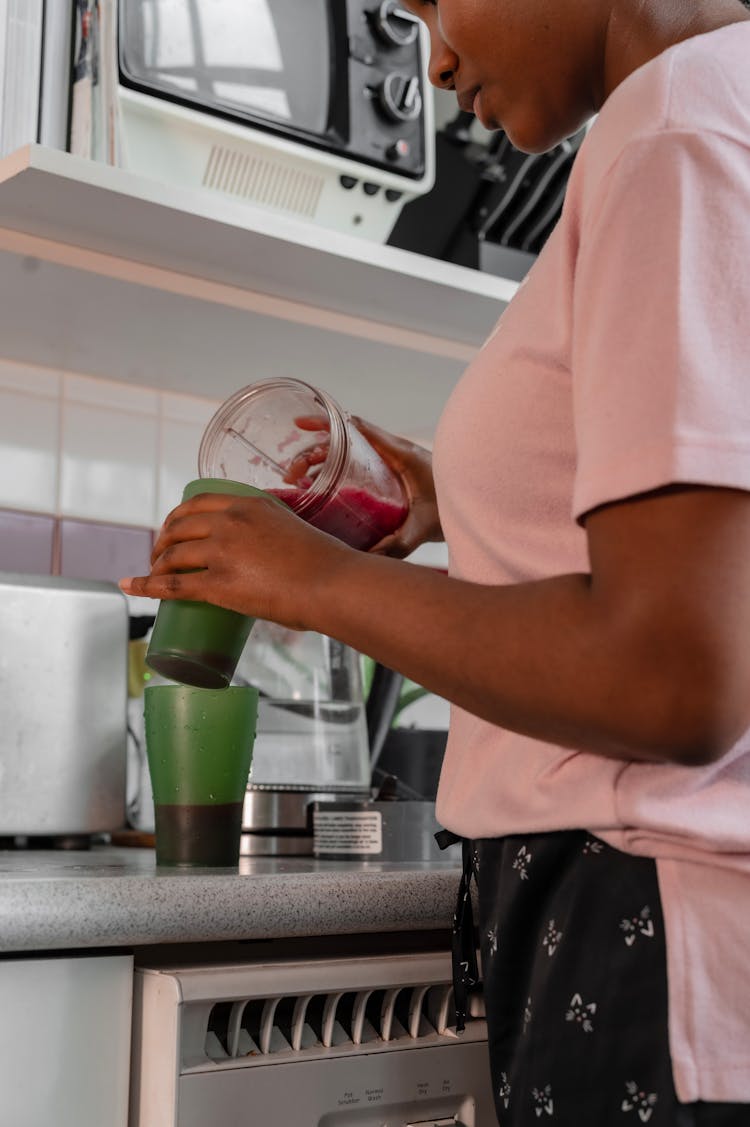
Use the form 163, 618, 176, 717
121, 482, 750, 768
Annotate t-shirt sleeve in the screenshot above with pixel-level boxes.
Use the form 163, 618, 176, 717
571, 129, 750, 522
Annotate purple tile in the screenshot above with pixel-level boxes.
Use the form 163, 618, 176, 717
60, 520, 153, 584
0, 509, 55, 575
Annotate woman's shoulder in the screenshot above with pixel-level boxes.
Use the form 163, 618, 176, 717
599, 23, 750, 144
665, 22, 750, 143
574, 23, 750, 207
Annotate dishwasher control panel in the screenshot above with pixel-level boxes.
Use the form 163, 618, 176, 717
408, 1120, 470, 1126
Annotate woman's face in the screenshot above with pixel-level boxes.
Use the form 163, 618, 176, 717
401, 0, 606, 153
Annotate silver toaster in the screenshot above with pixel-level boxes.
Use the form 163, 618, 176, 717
0, 572, 129, 838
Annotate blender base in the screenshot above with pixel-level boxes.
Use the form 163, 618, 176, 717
241, 786, 372, 856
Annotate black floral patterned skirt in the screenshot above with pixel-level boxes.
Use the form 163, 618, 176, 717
464, 831, 747, 1126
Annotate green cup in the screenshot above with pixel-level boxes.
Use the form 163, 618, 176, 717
144, 683, 258, 867
146, 478, 279, 689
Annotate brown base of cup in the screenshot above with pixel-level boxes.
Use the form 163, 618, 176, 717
154, 802, 243, 867
146, 650, 235, 689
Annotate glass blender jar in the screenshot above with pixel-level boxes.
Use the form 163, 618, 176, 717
232, 620, 372, 855
197, 378, 407, 551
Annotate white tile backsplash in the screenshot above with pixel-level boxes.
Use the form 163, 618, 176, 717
65, 372, 159, 414
161, 390, 218, 426
60, 395, 159, 526
0, 361, 229, 531
0, 385, 60, 512
156, 390, 219, 523
156, 416, 207, 523
0, 359, 61, 398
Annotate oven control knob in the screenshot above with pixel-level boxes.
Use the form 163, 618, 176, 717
376, 72, 422, 123
371, 1, 420, 48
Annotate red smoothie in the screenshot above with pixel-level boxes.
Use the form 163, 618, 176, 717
269, 485, 407, 551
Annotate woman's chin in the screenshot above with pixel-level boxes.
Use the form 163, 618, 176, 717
504, 115, 572, 155
474, 90, 578, 152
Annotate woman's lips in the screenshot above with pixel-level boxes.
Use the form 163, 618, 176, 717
457, 85, 480, 114
472, 88, 487, 127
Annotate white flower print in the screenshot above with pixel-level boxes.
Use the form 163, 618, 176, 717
620, 907, 655, 947
472, 846, 480, 874
532, 1084, 554, 1117
498, 1072, 511, 1109
582, 838, 604, 855
513, 844, 532, 880
486, 925, 498, 957
523, 996, 533, 1034
622, 1081, 658, 1121
565, 992, 597, 1033
542, 919, 563, 957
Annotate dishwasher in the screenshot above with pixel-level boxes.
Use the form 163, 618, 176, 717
129, 939, 494, 1126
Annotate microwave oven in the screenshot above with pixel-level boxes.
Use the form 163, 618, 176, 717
98, 0, 436, 242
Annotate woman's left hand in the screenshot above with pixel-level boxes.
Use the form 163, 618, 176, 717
119, 491, 351, 631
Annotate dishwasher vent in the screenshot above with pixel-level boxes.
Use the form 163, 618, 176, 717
202, 980, 471, 1064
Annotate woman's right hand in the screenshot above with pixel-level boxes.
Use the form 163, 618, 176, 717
352, 416, 443, 558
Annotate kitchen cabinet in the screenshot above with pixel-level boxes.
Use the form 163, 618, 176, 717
0, 145, 518, 435
0, 951, 133, 1127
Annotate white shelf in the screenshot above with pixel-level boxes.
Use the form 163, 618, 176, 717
0, 145, 517, 436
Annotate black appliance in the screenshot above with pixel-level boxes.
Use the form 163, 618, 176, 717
390, 111, 586, 279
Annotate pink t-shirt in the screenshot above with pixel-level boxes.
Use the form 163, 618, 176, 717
433, 23, 750, 1103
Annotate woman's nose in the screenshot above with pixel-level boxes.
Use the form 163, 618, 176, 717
426, 34, 458, 90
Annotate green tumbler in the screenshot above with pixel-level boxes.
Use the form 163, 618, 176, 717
146, 478, 280, 689
144, 683, 258, 867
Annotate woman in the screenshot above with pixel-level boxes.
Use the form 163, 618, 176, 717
122, 0, 750, 1121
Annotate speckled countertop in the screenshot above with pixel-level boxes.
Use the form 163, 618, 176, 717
0, 847, 462, 954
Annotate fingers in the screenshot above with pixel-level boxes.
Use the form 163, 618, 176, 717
151, 508, 217, 566
368, 529, 417, 560
121, 534, 218, 599
294, 415, 329, 432
149, 538, 214, 576
119, 570, 204, 601
156, 492, 235, 541
283, 441, 330, 485
366, 504, 440, 559
366, 515, 414, 559
350, 415, 417, 474
367, 534, 410, 559
150, 492, 283, 564
350, 415, 394, 448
